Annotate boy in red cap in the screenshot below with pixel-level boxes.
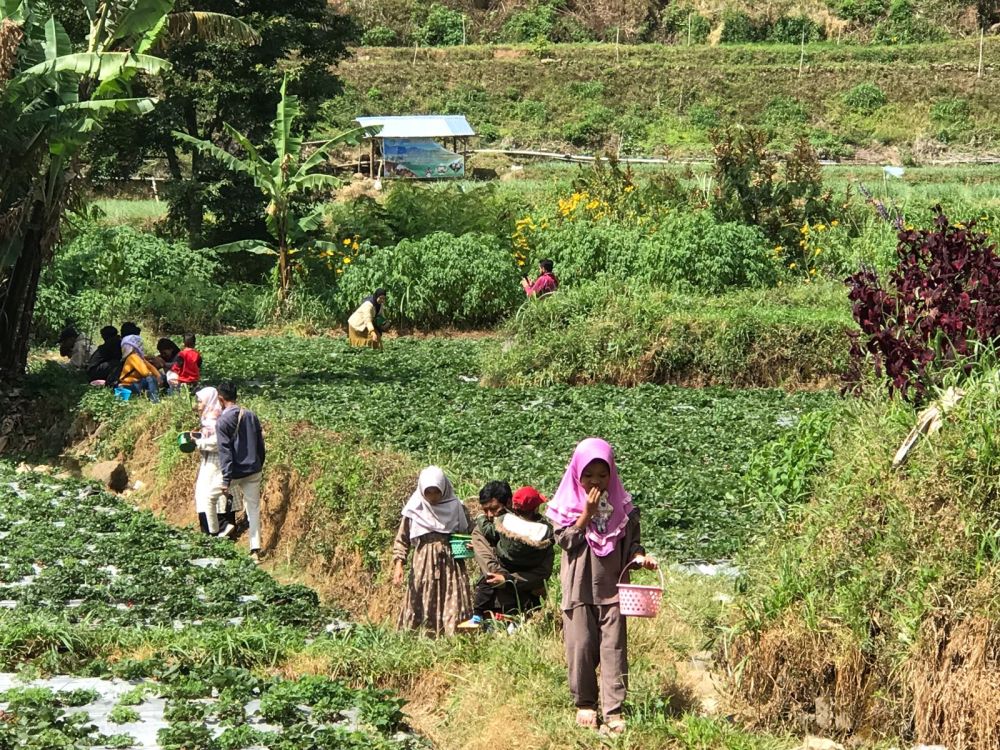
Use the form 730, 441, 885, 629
462, 482, 555, 630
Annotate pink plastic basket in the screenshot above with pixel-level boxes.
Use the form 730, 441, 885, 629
617, 562, 664, 618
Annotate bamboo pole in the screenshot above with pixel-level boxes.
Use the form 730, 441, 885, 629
798, 28, 806, 77
979, 27, 985, 79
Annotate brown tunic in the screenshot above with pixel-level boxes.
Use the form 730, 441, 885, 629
392, 509, 473, 637
553, 509, 645, 611
553, 508, 645, 720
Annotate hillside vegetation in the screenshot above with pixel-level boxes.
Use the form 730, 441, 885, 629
729, 367, 1000, 747
483, 281, 852, 388
329, 40, 1000, 157
338, 0, 990, 46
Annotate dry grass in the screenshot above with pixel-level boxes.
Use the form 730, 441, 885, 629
911, 611, 1000, 749
730, 615, 893, 735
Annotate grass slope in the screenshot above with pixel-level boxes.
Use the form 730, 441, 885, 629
729, 368, 1000, 746
483, 282, 852, 389
330, 41, 1000, 157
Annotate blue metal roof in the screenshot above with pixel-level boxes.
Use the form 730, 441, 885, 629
355, 115, 476, 139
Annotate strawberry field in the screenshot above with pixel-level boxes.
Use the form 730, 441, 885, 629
179, 336, 832, 560
0, 464, 418, 750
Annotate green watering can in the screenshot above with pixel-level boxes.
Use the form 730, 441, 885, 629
177, 431, 201, 453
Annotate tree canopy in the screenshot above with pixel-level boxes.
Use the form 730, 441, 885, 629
86, 0, 355, 251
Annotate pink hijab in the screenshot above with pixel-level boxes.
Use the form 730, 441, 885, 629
546, 437, 634, 557
196, 387, 222, 436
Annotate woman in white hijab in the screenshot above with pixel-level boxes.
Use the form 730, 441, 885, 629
193, 387, 233, 537
391, 466, 473, 636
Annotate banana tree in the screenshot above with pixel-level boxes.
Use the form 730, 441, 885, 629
174, 77, 369, 305
0, 0, 258, 378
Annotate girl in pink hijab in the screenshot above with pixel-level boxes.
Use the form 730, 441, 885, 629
547, 437, 657, 734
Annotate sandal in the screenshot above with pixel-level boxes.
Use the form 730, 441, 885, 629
601, 717, 626, 735
575, 709, 599, 729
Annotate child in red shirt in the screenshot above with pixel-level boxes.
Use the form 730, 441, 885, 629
171, 333, 202, 391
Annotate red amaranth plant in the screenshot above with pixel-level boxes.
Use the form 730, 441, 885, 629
846, 207, 1000, 401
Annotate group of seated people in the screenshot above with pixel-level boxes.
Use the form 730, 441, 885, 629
59, 322, 202, 402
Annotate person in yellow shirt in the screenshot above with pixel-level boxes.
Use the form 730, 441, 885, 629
347, 288, 387, 349
118, 335, 161, 402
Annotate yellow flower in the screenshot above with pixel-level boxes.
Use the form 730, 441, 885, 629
351, 241, 360, 251
342, 257, 351, 264
624, 185, 635, 193
517, 260, 525, 267
336, 268, 343, 275
810, 268, 817, 275
342, 238, 351, 246
815, 224, 826, 232
831, 220, 839, 227
789, 262, 797, 269
814, 248, 822, 256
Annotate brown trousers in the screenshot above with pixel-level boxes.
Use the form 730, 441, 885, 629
563, 604, 628, 720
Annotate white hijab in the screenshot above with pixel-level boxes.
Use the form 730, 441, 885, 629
402, 466, 466, 540
196, 387, 222, 436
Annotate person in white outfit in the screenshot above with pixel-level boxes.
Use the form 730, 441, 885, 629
193, 387, 234, 536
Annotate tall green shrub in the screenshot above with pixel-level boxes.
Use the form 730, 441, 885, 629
640, 214, 776, 292
767, 15, 824, 43
413, 3, 465, 45
842, 83, 888, 115
335, 232, 523, 328
657, 5, 711, 43
720, 11, 767, 42
35, 225, 240, 340
529, 213, 775, 294
501, 4, 558, 42
530, 221, 645, 282
710, 129, 834, 250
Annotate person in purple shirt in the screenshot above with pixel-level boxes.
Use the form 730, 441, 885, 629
216, 380, 266, 564
521, 258, 559, 297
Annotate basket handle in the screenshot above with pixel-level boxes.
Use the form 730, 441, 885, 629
617, 557, 665, 588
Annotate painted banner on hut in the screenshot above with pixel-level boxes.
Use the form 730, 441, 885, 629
382, 138, 464, 179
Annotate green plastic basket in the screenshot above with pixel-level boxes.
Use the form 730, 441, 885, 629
449, 534, 473, 560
